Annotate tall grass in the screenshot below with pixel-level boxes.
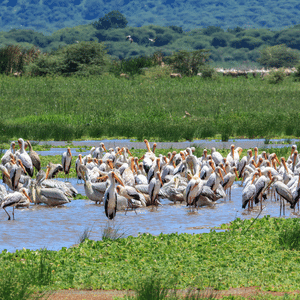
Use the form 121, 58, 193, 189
277, 219, 300, 251
0, 74, 300, 141
0, 249, 53, 300
127, 274, 220, 300
101, 221, 129, 240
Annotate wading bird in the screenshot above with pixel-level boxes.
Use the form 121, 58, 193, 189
62, 147, 72, 180
1, 188, 32, 220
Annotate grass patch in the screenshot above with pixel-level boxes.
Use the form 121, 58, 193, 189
2, 217, 300, 292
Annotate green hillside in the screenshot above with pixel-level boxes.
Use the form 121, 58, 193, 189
1, 0, 300, 34
1, 21, 300, 66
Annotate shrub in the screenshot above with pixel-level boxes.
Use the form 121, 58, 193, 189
293, 63, 300, 81
257, 44, 300, 68
0, 45, 40, 74
110, 55, 155, 78
165, 49, 210, 77
93, 10, 128, 30
278, 220, 300, 251
26, 41, 111, 76
266, 68, 286, 84
198, 65, 217, 79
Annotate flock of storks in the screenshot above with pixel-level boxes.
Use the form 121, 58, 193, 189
0, 138, 299, 220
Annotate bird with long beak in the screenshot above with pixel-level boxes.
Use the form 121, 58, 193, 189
242, 172, 258, 210
147, 158, 161, 183
222, 167, 239, 200
10, 159, 26, 191
1, 141, 16, 166
253, 147, 258, 164
280, 157, 293, 184
1, 189, 32, 220
102, 144, 108, 153
116, 185, 146, 209
253, 170, 272, 210
144, 139, 156, 161
161, 151, 177, 183
205, 166, 224, 192
62, 147, 72, 181
104, 171, 125, 220
75, 154, 83, 182
16, 138, 33, 177
185, 177, 203, 207
80, 165, 108, 204
148, 171, 163, 206
292, 151, 298, 172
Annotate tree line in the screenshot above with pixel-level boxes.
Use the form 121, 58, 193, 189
1, 11, 300, 67
1, 11, 300, 74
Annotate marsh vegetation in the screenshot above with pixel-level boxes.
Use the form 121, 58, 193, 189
1, 72, 300, 142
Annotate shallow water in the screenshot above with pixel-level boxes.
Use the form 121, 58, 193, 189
0, 182, 297, 253
35, 138, 300, 157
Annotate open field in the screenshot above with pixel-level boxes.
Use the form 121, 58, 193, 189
2, 217, 300, 299
1, 73, 300, 142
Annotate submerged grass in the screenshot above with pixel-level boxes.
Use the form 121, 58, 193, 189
1, 73, 300, 141
2, 217, 300, 293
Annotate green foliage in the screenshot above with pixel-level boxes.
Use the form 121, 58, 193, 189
202, 26, 224, 36
278, 220, 300, 251
3, 217, 300, 292
93, 10, 128, 30
267, 69, 286, 84
293, 63, 300, 81
110, 55, 155, 77
0, 250, 53, 299
257, 44, 300, 68
198, 65, 217, 79
3, 0, 300, 35
27, 41, 111, 76
0, 44, 40, 74
230, 36, 263, 50
1, 74, 300, 141
165, 50, 210, 76
101, 222, 128, 241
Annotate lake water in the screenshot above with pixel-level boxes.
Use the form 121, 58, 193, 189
0, 181, 297, 253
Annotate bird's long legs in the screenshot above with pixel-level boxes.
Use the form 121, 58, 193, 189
3, 208, 11, 220
280, 197, 282, 216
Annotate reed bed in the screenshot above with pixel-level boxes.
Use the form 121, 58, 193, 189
1, 73, 300, 141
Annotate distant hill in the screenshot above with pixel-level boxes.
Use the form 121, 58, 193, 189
1, 22, 300, 68
1, 0, 300, 34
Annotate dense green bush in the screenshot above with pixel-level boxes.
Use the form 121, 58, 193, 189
110, 54, 157, 77
92, 10, 128, 30
257, 44, 300, 68
266, 69, 286, 84
165, 49, 210, 76
198, 64, 217, 79
293, 63, 300, 81
26, 41, 111, 76
0, 45, 40, 74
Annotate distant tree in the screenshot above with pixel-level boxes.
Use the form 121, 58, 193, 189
93, 10, 128, 30
227, 26, 245, 34
211, 35, 227, 47
165, 49, 210, 76
257, 44, 300, 68
202, 26, 224, 36
230, 37, 263, 50
168, 25, 183, 34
